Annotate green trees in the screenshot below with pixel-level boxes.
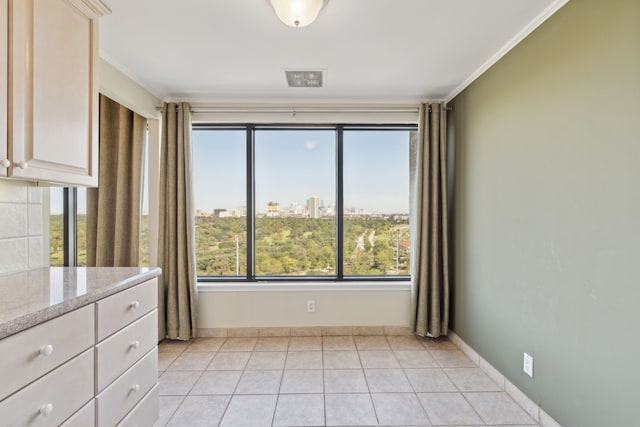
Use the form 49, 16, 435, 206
195, 216, 410, 277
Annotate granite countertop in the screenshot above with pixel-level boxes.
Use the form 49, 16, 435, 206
0, 267, 161, 340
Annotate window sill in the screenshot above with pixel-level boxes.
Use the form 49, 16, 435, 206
197, 280, 411, 292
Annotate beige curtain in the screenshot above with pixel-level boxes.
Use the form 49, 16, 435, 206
410, 102, 450, 337
157, 102, 197, 340
87, 95, 146, 267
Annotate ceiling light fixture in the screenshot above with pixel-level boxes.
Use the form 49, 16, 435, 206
269, 0, 328, 28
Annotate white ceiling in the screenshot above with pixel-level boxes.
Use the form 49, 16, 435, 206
99, 0, 564, 103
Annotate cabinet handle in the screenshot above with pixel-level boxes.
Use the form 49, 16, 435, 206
131, 340, 140, 350
18, 161, 28, 169
131, 383, 140, 393
40, 344, 54, 357
39, 403, 53, 416
0, 158, 9, 168
131, 301, 140, 310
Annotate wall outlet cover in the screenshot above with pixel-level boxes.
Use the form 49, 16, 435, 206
523, 352, 534, 377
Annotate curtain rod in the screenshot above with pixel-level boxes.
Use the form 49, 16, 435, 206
155, 105, 452, 114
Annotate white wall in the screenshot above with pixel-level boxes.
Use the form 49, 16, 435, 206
197, 283, 412, 329
0, 180, 47, 275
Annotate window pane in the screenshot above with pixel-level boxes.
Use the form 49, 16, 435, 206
255, 129, 335, 276
139, 130, 150, 267
343, 130, 410, 275
49, 188, 64, 266
76, 188, 87, 266
193, 129, 247, 276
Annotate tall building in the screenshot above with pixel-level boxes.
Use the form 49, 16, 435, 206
307, 196, 320, 218
266, 202, 280, 217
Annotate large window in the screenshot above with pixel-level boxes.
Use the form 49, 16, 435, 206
193, 125, 414, 280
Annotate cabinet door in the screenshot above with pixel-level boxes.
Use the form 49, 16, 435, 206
9, 0, 100, 186
0, 0, 7, 177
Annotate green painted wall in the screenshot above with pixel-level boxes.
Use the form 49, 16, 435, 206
449, 1, 640, 425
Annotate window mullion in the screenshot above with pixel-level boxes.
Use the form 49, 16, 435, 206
336, 126, 344, 279
62, 187, 78, 266
246, 125, 255, 279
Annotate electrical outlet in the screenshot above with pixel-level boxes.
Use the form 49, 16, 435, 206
523, 352, 534, 377
307, 300, 316, 313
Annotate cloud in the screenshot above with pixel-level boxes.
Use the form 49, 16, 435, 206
304, 140, 317, 150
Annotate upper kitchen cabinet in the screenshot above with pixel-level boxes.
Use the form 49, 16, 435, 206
0, 0, 7, 177
5, 0, 110, 186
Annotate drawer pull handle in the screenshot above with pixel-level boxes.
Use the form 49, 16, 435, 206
131, 384, 140, 393
39, 403, 53, 416
131, 301, 140, 310
40, 345, 54, 357
0, 158, 10, 168
131, 340, 140, 350
18, 161, 28, 170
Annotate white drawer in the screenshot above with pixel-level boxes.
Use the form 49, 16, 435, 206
117, 384, 159, 427
97, 278, 157, 342
0, 348, 94, 427
0, 304, 94, 401
97, 347, 157, 427
96, 309, 158, 392
61, 399, 95, 427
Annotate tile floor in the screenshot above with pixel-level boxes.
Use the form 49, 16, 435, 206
156, 335, 539, 427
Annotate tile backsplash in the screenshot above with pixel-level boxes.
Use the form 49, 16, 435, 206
0, 179, 47, 275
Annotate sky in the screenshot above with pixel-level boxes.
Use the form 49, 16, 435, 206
193, 128, 411, 214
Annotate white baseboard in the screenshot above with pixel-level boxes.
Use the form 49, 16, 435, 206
448, 330, 562, 427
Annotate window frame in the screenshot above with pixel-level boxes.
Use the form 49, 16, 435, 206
194, 123, 416, 283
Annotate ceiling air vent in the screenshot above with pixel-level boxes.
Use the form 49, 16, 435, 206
285, 70, 324, 88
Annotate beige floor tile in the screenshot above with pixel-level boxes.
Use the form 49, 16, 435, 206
159, 340, 190, 353
322, 326, 353, 336
430, 349, 477, 368
166, 395, 230, 427
158, 352, 181, 371
154, 396, 184, 427
418, 392, 484, 425
158, 371, 202, 395
324, 369, 368, 393
219, 337, 257, 351
354, 335, 390, 350
184, 338, 225, 353
465, 392, 536, 425
167, 352, 215, 371
353, 326, 385, 336
280, 369, 324, 393
227, 327, 259, 337
395, 350, 439, 369
365, 369, 413, 392
220, 395, 277, 427
207, 351, 251, 370
246, 351, 287, 370
323, 351, 361, 369
285, 351, 323, 370
359, 350, 401, 368
259, 327, 291, 337
190, 370, 242, 395
387, 335, 427, 351
421, 337, 458, 351
235, 370, 283, 394
371, 393, 430, 425
404, 368, 458, 392
289, 336, 322, 351
444, 367, 502, 392
255, 337, 290, 351
323, 335, 356, 350
290, 327, 322, 337
325, 393, 377, 426
273, 393, 325, 427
